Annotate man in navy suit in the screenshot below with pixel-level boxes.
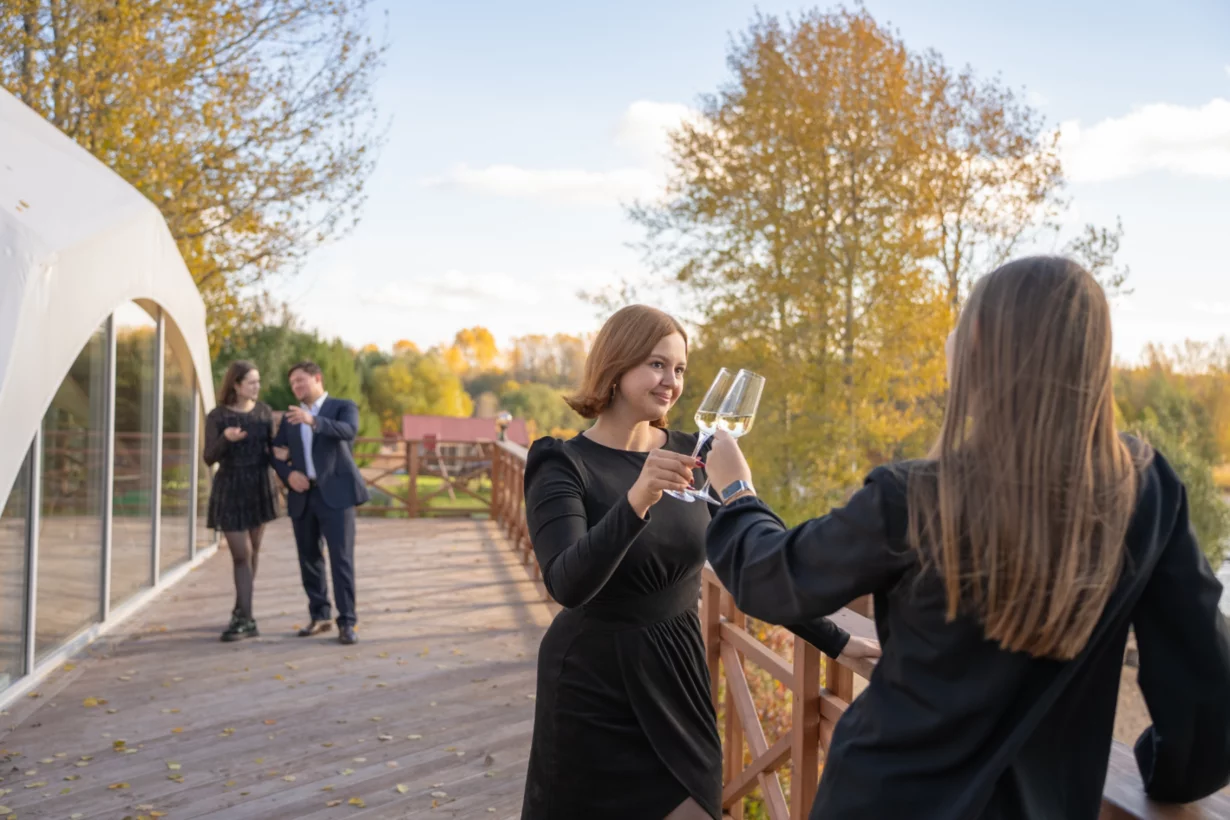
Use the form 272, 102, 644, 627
271, 361, 370, 645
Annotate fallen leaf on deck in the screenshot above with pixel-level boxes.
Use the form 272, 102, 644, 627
282, 775, 296, 782
63, 663, 76, 671
348, 797, 366, 807
395, 784, 409, 794
25, 781, 46, 789
377, 734, 393, 741
431, 790, 448, 798
407, 734, 422, 740
107, 782, 129, 790
321, 742, 334, 748
64, 775, 79, 781
352, 757, 366, 763
167, 775, 184, 783
273, 674, 284, 681
326, 800, 342, 807
166, 762, 181, 771
339, 768, 354, 776
107, 708, 119, 714
82, 698, 100, 708
321, 785, 335, 791
171, 728, 183, 734
38, 758, 52, 764
225, 780, 237, 787
264, 719, 277, 725
445, 747, 456, 752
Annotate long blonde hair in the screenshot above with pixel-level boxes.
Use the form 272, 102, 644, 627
907, 257, 1145, 660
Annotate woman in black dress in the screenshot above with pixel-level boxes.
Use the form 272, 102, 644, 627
521, 305, 879, 820
703, 258, 1230, 818
204, 360, 280, 642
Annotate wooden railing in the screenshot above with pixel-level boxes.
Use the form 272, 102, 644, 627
351, 437, 495, 518
490, 441, 1230, 819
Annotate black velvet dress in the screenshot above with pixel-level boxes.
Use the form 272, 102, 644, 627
520, 431, 852, 820
203, 402, 279, 532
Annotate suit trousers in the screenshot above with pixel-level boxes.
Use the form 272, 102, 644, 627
291, 486, 357, 626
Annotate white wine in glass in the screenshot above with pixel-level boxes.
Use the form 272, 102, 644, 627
664, 368, 734, 502
691, 369, 765, 504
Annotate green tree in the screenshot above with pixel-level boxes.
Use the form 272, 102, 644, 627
366, 351, 474, 431
499, 382, 587, 439
1, 0, 387, 348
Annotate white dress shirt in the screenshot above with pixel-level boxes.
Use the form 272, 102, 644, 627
300, 392, 329, 479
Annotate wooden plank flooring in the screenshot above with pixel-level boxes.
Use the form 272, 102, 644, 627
0, 518, 553, 819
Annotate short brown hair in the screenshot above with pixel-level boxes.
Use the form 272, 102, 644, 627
288, 360, 322, 379
566, 305, 687, 428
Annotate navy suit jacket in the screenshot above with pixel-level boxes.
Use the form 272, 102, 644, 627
271, 396, 370, 518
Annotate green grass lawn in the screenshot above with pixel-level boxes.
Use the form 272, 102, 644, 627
363, 474, 492, 517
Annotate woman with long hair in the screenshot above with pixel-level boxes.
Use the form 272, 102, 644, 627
704, 257, 1230, 818
204, 360, 280, 642
520, 305, 878, 820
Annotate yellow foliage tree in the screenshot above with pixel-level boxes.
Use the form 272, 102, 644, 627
0, 0, 386, 349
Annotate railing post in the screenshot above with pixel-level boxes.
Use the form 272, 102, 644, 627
726, 606, 747, 820
791, 634, 822, 818
406, 439, 419, 518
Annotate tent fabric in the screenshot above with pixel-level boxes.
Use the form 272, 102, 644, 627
0, 87, 213, 505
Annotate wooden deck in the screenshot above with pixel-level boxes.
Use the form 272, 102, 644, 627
0, 518, 554, 819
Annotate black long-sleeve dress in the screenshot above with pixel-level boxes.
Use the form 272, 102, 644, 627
204, 402, 279, 532
521, 431, 852, 820
706, 446, 1230, 819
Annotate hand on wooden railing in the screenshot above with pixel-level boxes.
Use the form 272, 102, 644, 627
836, 636, 880, 681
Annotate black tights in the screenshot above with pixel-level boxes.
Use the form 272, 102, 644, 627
224, 526, 265, 620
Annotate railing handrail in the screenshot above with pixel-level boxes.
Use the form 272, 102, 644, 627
486, 441, 1225, 819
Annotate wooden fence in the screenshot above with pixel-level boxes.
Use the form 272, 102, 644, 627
488, 439, 1230, 820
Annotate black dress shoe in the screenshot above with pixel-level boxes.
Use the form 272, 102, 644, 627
298, 620, 333, 637
338, 625, 358, 645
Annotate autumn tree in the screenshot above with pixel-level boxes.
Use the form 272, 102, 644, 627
366, 349, 474, 431
508, 334, 587, 388
635, 8, 951, 520
0, 0, 386, 348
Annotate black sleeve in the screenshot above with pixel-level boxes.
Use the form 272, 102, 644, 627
525, 441, 650, 608
1132, 479, 1230, 803
202, 409, 230, 467
705, 468, 913, 626
268, 410, 292, 484
785, 618, 851, 659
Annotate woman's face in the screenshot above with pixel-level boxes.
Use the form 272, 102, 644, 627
615, 333, 687, 421
236, 368, 261, 402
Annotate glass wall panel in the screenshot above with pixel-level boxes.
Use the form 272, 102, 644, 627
196, 397, 215, 552
160, 320, 194, 577
38, 322, 107, 658
110, 303, 157, 608
0, 446, 31, 690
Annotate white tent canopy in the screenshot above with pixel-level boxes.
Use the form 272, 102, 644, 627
0, 88, 213, 504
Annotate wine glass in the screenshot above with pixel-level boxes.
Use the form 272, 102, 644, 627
664, 367, 734, 502
691, 369, 765, 505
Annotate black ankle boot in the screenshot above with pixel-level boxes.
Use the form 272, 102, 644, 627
221, 616, 259, 642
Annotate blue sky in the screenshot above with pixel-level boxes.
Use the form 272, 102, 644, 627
287, 0, 1230, 362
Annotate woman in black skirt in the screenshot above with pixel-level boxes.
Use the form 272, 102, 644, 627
520, 305, 879, 820
204, 360, 280, 642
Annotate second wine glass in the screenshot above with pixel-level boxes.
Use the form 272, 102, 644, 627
689, 368, 765, 504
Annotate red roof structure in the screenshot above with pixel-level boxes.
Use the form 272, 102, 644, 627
400, 414, 530, 446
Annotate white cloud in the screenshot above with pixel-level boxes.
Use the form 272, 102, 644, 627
421, 100, 698, 206
1225, 64, 1230, 79
1058, 97, 1230, 182
421, 163, 658, 206
1191, 300, 1230, 316
1026, 90, 1049, 108
360, 270, 546, 313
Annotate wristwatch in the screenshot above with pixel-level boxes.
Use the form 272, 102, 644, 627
719, 479, 757, 505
